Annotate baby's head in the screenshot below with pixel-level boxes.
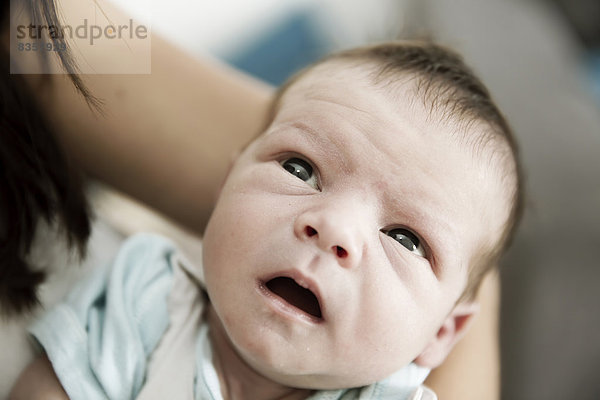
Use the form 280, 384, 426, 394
202, 41, 522, 390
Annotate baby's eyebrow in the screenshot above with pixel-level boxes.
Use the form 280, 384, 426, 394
288, 121, 329, 146
286, 121, 354, 173
384, 186, 459, 263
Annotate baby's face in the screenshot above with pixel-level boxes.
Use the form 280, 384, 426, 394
203, 63, 509, 389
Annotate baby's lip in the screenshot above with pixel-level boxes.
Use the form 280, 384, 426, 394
259, 269, 325, 322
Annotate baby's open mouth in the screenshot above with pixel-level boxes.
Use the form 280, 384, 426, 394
265, 277, 323, 319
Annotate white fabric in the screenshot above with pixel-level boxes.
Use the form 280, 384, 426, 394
137, 253, 205, 400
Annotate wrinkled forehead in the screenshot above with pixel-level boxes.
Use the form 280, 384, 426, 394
276, 61, 381, 112
276, 60, 465, 137
276, 60, 515, 179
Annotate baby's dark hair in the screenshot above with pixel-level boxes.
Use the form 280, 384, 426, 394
268, 41, 524, 300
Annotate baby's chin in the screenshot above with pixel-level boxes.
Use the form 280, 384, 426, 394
227, 328, 402, 391
240, 352, 365, 391
249, 358, 398, 392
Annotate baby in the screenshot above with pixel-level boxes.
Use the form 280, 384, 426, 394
12, 41, 522, 400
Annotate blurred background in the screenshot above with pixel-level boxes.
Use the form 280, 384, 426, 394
14, 0, 597, 398
114, 0, 599, 399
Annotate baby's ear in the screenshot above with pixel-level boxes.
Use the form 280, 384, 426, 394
413, 301, 480, 368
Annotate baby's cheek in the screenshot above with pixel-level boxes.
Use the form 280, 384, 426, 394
363, 289, 428, 366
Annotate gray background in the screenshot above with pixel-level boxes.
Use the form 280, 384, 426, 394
420, 1, 600, 399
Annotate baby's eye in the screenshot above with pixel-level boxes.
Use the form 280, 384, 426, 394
281, 157, 319, 189
385, 228, 425, 257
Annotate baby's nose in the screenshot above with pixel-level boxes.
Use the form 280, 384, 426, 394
294, 210, 363, 269
303, 225, 349, 258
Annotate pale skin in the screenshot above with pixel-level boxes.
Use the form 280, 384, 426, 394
201, 62, 509, 398
8, 4, 500, 399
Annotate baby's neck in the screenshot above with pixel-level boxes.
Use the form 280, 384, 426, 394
206, 305, 314, 400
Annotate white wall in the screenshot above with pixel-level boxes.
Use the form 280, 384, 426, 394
108, 0, 409, 57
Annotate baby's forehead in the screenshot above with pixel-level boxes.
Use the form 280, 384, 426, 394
276, 61, 504, 159
278, 60, 454, 131
282, 59, 512, 160
280, 72, 506, 187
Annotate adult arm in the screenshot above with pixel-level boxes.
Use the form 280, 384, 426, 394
20, 0, 272, 234
424, 272, 500, 400
9, 355, 68, 400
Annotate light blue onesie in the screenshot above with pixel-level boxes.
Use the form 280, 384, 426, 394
30, 234, 436, 400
